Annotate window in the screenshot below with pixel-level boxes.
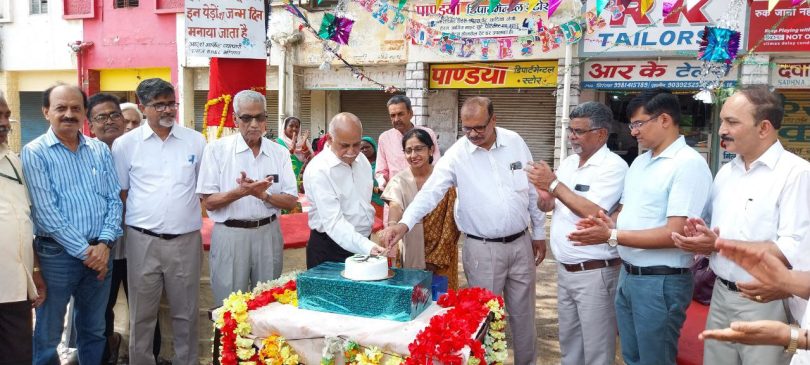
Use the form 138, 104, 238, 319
30, 0, 47, 14
114, 0, 138, 8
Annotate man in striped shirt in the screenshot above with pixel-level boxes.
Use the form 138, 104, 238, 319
21, 84, 123, 365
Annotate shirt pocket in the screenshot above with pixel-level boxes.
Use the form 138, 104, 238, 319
511, 169, 530, 193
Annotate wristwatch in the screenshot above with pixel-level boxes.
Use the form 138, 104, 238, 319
786, 325, 800, 354
608, 229, 619, 247
91, 239, 115, 249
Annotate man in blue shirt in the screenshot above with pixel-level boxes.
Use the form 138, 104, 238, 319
569, 88, 712, 364
22, 84, 123, 365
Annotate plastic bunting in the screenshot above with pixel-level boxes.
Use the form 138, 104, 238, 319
640, 0, 653, 14
436, 0, 442, 14
663, 0, 676, 17
318, 13, 355, 45
450, 0, 461, 12
547, 0, 562, 17
526, 0, 540, 13
768, 0, 778, 11
618, 0, 631, 7
791, 0, 807, 5
488, 0, 501, 13
596, 0, 609, 16
398, 0, 406, 10
507, 0, 521, 11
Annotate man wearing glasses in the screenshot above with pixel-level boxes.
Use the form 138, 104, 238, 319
569, 88, 712, 365
111, 78, 206, 365
526, 101, 628, 365
0, 94, 46, 364
382, 96, 547, 365
196, 90, 298, 304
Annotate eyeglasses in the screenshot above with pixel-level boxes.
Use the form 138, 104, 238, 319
629, 114, 660, 131
237, 113, 268, 123
403, 145, 428, 155
92, 112, 124, 123
0, 126, 11, 134
461, 115, 492, 135
566, 127, 602, 137
147, 102, 179, 112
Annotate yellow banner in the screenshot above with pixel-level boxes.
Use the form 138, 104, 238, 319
429, 61, 558, 89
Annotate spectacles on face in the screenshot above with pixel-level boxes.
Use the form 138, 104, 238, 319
461, 115, 492, 135
403, 145, 428, 155
92, 112, 124, 123
566, 127, 602, 137
629, 114, 660, 131
237, 113, 268, 123
0, 126, 11, 134
147, 102, 179, 112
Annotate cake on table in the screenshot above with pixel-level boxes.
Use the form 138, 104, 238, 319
343, 254, 389, 281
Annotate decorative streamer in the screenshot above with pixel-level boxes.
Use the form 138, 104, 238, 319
488, 0, 501, 14
436, 0, 442, 14
526, 0, 541, 13
397, 0, 406, 10
596, 0, 609, 16
547, 0, 562, 18
450, 0, 461, 12
618, 0, 631, 7
792, 0, 808, 5
694, 0, 744, 103
698, 27, 740, 64
507, 0, 521, 11
768, 0, 779, 12
640, 0, 654, 14
663, 0, 676, 17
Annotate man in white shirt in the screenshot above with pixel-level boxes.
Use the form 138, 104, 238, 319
672, 85, 810, 365
304, 112, 386, 269
197, 90, 298, 303
382, 96, 547, 365
528, 102, 628, 365
111, 78, 206, 365
569, 88, 712, 365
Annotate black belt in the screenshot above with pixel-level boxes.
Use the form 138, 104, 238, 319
563, 258, 623, 272
717, 277, 740, 292
37, 236, 99, 245
466, 230, 526, 243
129, 226, 181, 240
223, 215, 277, 229
623, 261, 690, 276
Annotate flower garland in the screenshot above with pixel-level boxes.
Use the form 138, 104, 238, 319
406, 288, 507, 365
203, 94, 232, 141
258, 334, 301, 365
213, 272, 300, 365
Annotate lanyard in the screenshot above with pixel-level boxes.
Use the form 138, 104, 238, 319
0, 155, 22, 185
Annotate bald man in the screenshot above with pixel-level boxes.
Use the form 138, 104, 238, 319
303, 113, 386, 268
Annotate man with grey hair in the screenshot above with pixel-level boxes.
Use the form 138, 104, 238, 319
197, 89, 298, 303
304, 112, 387, 268
526, 101, 628, 365
120, 102, 143, 132
111, 78, 206, 365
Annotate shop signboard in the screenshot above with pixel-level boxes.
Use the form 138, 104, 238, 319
581, 0, 749, 56
748, 0, 810, 52
582, 59, 737, 89
772, 60, 810, 89
429, 61, 558, 89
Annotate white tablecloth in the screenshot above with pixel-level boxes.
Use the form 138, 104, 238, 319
249, 302, 448, 364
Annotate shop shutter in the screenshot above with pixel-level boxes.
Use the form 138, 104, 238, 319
265, 90, 280, 136
339, 90, 403, 142
298, 90, 312, 134
778, 89, 810, 162
458, 89, 556, 164
193, 90, 208, 132
20, 91, 48, 147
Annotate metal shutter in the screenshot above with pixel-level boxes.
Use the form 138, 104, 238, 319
778, 89, 810, 162
265, 90, 279, 136
458, 89, 556, 164
298, 90, 311, 134
339, 90, 403, 141
193, 90, 208, 132
20, 92, 48, 147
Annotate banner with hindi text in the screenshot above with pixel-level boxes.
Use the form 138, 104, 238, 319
429, 61, 558, 89
185, 0, 266, 59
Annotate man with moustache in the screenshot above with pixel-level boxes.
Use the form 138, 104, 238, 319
381, 97, 547, 365
112, 78, 206, 365
672, 85, 810, 364
0, 93, 46, 364
197, 90, 298, 303
527, 101, 628, 365
568, 88, 712, 365
304, 112, 388, 269
22, 84, 123, 365
120, 102, 143, 132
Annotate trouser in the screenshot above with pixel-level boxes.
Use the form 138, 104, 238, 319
306, 230, 354, 269
615, 268, 693, 365
126, 228, 201, 365
103, 258, 161, 362
462, 233, 537, 365
703, 278, 791, 365
0, 300, 33, 365
556, 263, 620, 365
210, 221, 284, 304
33, 237, 111, 365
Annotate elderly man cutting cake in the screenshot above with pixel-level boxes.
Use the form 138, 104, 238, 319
303, 112, 387, 269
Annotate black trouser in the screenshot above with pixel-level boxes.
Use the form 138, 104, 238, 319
103, 259, 161, 362
0, 300, 32, 365
306, 230, 354, 269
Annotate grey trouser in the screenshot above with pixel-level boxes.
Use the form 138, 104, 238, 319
704, 278, 792, 365
556, 263, 619, 365
462, 233, 537, 365
126, 228, 201, 365
210, 220, 284, 304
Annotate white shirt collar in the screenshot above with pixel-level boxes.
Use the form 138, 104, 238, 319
141, 123, 180, 141
234, 133, 273, 157
464, 127, 507, 154
652, 135, 687, 160
731, 140, 784, 171
577, 144, 610, 168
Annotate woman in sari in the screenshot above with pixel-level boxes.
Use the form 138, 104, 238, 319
276, 116, 312, 180
381, 129, 460, 289
360, 136, 384, 207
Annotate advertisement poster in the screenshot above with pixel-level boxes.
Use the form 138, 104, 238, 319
748, 0, 810, 52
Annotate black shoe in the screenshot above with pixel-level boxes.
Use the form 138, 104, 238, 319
106, 332, 122, 365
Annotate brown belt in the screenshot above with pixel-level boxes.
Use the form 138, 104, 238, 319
562, 258, 622, 272
223, 215, 277, 229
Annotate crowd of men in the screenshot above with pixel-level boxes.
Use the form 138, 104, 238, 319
1, 78, 808, 365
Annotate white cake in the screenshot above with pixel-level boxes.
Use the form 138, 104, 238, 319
344, 254, 389, 281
